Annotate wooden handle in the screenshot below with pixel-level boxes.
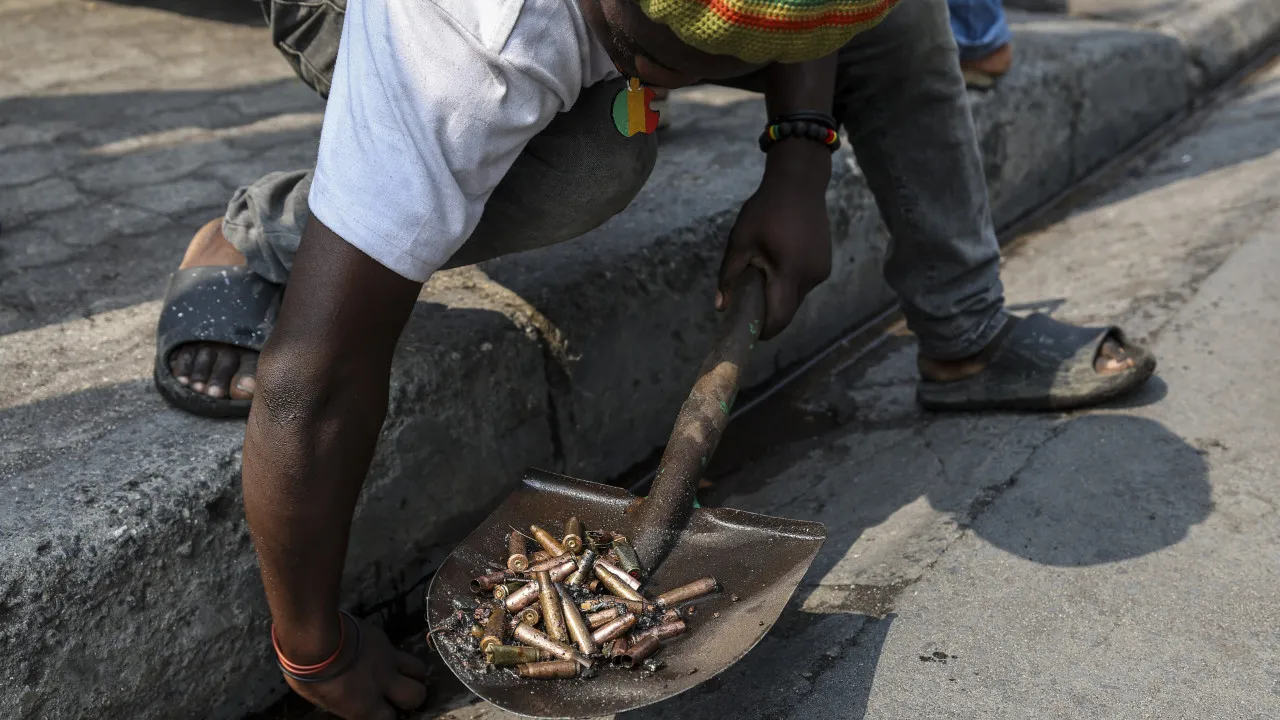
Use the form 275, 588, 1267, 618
629, 268, 765, 569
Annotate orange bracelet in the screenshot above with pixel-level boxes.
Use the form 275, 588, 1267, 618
272, 614, 345, 677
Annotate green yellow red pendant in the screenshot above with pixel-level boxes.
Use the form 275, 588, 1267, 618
612, 77, 660, 137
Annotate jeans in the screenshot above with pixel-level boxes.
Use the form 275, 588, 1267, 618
948, 0, 1014, 61
225, 0, 1006, 360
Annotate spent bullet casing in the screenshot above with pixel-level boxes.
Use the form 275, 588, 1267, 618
559, 584, 598, 655
529, 525, 566, 556
471, 570, 509, 593
611, 536, 643, 579
484, 644, 542, 666
613, 635, 660, 668
586, 606, 623, 629
588, 595, 656, 615
518, 607, 541, 626
516, 660, 579, 679
537, 571, 570, 643
594, 564, 645, 602
590, 613, 638, 644
513, 623, 592, 668
656, 577, 719, 607
562, 516, 583, 553
507, 532, 528, 573
595, 558, 642, 591
632, 619, 687, 644
565, 548, 597, 587
480, 605, 507, 650
504, 561, 575, 612
609, 635, 629, 657
525, 555, 575, 573
492, 581, 523, 600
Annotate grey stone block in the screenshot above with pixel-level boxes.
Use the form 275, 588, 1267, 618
1164, 0, 1280, 90
974, 17, 1187, 225
0, 293, 555, 720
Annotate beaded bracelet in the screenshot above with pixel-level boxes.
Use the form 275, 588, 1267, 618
758, 112, 841, 153
273, 610, 363, 684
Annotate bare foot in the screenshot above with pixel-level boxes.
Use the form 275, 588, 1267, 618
166, 219, 259, 401
918, 330, 1136, 383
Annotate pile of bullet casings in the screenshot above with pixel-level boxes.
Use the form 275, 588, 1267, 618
462, 517, 719, 680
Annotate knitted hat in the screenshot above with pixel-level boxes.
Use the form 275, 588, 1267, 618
637, 0, 902, 64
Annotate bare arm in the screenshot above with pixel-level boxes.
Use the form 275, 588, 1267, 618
243, 216, 426, 719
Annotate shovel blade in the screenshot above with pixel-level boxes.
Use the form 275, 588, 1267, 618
427, 468, 826, 718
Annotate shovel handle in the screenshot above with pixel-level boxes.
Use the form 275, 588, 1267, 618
630, 268, 765, 568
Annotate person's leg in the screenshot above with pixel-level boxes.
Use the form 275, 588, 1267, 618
834, 0, 1007, 361
831, 0, 1131, 379
162, 3, 656, 408
166, 0, 347, 399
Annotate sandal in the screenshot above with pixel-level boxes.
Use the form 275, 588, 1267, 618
153, 266, 282, 418
917, 313, 1157, 411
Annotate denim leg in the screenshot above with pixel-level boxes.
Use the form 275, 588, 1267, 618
948, 0, 1014, 61
834, 0, 1008, 360
223, 170, 312, 284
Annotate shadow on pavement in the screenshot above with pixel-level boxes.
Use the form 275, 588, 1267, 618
657, 369, 1210, 718
95, 0, 265, 24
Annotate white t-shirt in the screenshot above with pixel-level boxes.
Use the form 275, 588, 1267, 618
309, 0, 618, 282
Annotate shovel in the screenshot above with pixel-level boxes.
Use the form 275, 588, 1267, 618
425, 269, 827, 718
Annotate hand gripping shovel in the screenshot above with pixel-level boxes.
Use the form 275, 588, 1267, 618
425, 270, 826, 717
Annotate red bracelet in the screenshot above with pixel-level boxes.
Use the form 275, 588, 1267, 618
272, 614, 345, 677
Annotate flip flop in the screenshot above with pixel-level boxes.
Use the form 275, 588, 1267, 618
153, 266, 282, 418
962, 68, 998, 90
917, 313, 1157, 412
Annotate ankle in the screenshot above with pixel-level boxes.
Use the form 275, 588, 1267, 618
919, 353, 987, 383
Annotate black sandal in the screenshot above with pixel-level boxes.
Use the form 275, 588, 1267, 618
153, 266, 281, 418
917, 313, 1157, 412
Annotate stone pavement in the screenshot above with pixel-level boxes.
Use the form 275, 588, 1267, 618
1, 0, 1278, 718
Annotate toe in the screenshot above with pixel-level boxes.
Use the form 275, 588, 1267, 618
170, 345, 196, 385
205, 347, 241, 398
230, 351, 258, 401
1095, 337, 1136, 375
189, 345, 216, 391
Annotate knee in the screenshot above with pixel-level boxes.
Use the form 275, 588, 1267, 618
543, 79, 658, 218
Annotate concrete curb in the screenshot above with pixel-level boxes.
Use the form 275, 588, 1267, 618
0, 3, 1276, 719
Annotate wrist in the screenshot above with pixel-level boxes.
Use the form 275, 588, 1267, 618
764, 139, 833, 190
274, 610, 345, 666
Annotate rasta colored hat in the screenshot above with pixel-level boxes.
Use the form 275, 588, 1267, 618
636, 0, 902, 64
